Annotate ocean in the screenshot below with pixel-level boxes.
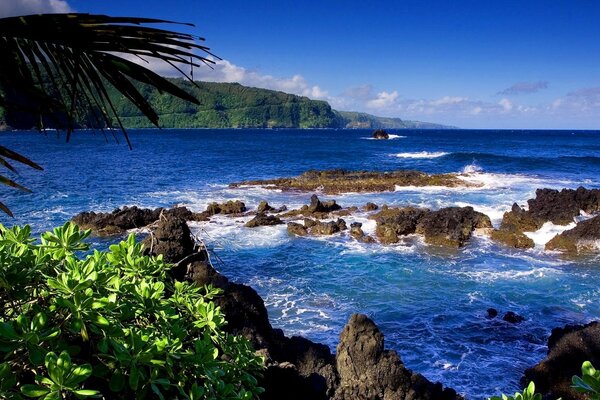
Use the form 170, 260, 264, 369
2, 128, 599, 398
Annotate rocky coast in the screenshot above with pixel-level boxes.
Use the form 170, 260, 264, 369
71, 168, 600, 399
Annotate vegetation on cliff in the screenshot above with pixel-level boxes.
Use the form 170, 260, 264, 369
1, 79, 452, 130
0, 222, 264, 399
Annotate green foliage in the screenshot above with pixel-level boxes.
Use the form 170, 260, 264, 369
572, 361, 600, 398
0, 222, 264, 399
489, 382, 542, 400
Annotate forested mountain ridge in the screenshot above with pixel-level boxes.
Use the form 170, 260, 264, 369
0, 78, 453, 130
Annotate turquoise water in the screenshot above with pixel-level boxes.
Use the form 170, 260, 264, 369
2, 129, 600, 398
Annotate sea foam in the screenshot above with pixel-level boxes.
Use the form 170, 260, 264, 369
395, 151, 449, 159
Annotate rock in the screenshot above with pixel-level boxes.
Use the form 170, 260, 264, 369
231, 169, 477, 195
72, 206, 161, 235
501, 188, 600, 233
486, 308, 498, 319
500, 203, 543, 232
349, 222, 376, 243
142, 217, 462, 400
490, 229, 535, 249
257, 201, 274, 213
415, 206, 492, 248
372, 207, 429, 244
281, 195, 346, 219
309, 218, 347, 235
245, 213, 284, 228
502, 311, 525, 324
545, 215, 600, 254
333, 314, 461, 400
372, 129, 390, 139
162, 206, 208, 222
287, 222, 308, 236
308, 194, 342, 213
522, 321, 600, 400
205, 200, 246, 215
142, 216, 195, 264
527, 187, 600, 225
364, 202, 379, 211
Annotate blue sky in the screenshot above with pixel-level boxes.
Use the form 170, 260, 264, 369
4, 0, 600, 129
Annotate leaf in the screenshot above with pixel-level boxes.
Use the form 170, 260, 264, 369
109, 372, 125, 392
20, 384, 50, 397
67, 364, 92, 385
72, 389, 100, 397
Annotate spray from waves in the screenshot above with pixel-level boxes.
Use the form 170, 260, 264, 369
362, 134, 406, 140
395, 151, 449, 159
461, 162, 483, 174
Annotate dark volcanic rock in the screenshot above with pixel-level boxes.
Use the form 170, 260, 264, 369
206, 200, 247, 215
372, 129, 390, 139
143, 217, 195, 264
486, 308, 498, 319
527, 187, 600, 225
364, 202, 379, 211
349, 222, 376, 243
308, 194, 342, 213
73, 206, 161, 235
545, 215, 600, 254
257, 201, 274, 213
502, 311, 525, 324
72, 206, 207, 235
245, 213, 284, 228
415, 206, 492, 248
500, 203, 544, 232
231, 169, 475, 195
501, 188, 600, 234
309, 218, 347, 235
490, 229, 535, 249
143, 217, 462, 400
287, 222, 308, 236
372, 206, 429, 244
522, 321, 600, 400
333, 314, 461, 400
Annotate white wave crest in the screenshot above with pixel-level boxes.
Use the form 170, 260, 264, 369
395, 151, 449, 159
524, 221, 577, 247
362, 134, 406, 140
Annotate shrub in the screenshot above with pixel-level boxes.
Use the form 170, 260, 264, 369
572, 361, 600, 399
0, 222, 264, 399
489, 382, 542, 400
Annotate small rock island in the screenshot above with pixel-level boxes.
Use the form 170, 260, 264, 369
372, 129, 390, 139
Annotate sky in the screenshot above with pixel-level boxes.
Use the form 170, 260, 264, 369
3, 0, 600, 129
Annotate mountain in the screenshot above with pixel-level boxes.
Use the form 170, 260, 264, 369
0, 78, 454, 130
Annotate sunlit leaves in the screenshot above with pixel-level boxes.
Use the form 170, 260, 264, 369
0, 222, 264, 399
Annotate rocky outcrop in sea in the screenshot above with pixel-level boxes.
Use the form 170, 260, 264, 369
141, 214, 462, 400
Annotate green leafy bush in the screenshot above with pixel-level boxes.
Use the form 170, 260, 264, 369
489, 382, 542, 400
0, 222, 264, 399
572, 361, 600, 398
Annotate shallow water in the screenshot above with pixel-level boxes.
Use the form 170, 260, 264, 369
2, 128, 599, 398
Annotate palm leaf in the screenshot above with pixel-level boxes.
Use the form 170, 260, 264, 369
0, 13, 215, 216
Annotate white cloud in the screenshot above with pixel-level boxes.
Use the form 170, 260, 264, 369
366, 91, 399, 109
0, 0, 72, 17
499, 98, 513, 112
127, 56, 329, 100
430, 96, 467, 106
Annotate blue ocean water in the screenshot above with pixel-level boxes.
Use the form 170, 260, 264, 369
2, 128, 600, 398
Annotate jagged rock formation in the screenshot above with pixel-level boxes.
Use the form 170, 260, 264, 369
144, 216, 462, 400
72, 205, 206, 236
545, 215, 600, 254
231, 169, 474, 194
372, 129, 390, 139
523, 322, 600, 400
245, 213, 284, 228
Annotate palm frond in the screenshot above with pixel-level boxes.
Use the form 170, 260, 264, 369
0, 13, 215, 216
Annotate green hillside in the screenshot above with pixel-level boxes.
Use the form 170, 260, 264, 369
1, 78, 453, 130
